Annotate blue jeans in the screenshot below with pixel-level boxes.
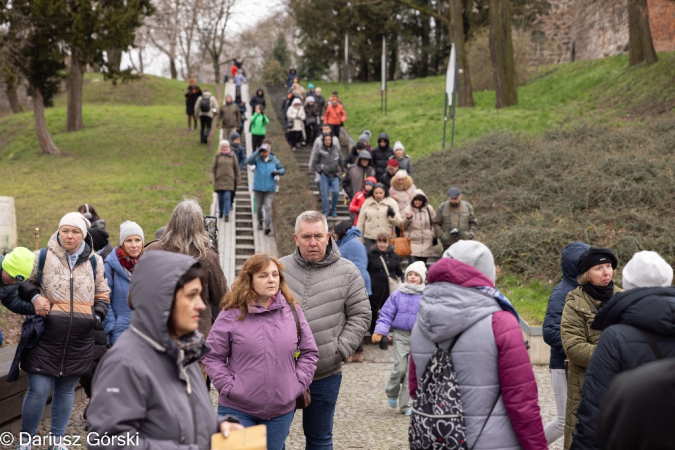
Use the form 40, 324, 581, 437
319, 174, 339, 215
217, 406, 294, 450
303, 372, 343, 450
21, 373, 80, 437
216, 190, 233, 217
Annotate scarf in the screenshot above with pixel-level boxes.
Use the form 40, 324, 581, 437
582, 281, 615, 304
399, 282, 425, 295
474, 286, 519, 319
116, 246, 139, 273
175, 330, 205, 367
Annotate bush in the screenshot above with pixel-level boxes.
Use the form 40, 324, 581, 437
413, 116, 675, 282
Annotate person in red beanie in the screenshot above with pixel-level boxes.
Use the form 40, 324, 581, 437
349, 176, 378, 225
381, 159, 399, 192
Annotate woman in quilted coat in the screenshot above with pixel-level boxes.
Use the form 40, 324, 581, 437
401, 190, 436, 265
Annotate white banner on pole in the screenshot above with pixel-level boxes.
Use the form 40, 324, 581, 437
381, 38, 386, 91
446, 43, 457, 106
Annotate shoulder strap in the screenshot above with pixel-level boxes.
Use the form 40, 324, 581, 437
37, 248, 48, 286
470, 390, 502, 450
379, 256, 391, 278
290, 305, 301, 361
90, 255, 97, 281
638, 328, 663, 360
426, 207, 433, 230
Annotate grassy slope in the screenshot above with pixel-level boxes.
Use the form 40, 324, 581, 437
315, 52, 675, 159
0, 74, 219, 248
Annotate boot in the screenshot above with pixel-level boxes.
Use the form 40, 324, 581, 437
379, 337, 388, 350
352, 351, 364, 362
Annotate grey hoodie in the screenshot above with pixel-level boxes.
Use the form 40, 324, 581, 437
87, 251, 219, 450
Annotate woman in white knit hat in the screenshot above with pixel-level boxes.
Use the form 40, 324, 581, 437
14, 212, 110, 450
102, 221, 145, 346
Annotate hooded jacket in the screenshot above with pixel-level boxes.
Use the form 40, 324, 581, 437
571, 287, 675, 450
285, 69, 297, 88
401, 190, 437, 258
336, 226, 371, 296
246, 149, 286, 192
356, 195, 400, 241
389, 171, 416, 213
249, 88, 266, 111
349, 176, 377, 226
210, 147, 240, 192
203, 292, 319, 420
344, 151, 375, 200
194, 92, 219, 119
87, 251, 222, 450
229, 131, 246, 169
374, 289, 421, 335
22, 232, 110, 377
312, 138, 344, 178
217, 101, 241, 128
560, 283, 622, 450
280, 240, 371, 380
102, 247, 133, 345
372, 133, 393, 180
410, 258, 547, 450
543, 242, 590, 369
249, 112, 270, 137
287, 101, 306, 132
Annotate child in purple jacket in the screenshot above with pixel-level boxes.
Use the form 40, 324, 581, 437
371, 261, 427, 415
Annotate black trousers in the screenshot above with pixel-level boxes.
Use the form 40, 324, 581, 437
200, 116, 213, 143
252, 134, 265, 151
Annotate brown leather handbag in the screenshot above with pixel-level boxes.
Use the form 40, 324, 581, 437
291, 306, 312, 409
391, 223, 412, 257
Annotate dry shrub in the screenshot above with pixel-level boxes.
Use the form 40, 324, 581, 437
467, 27, 535, 91
413, 115, 675, 281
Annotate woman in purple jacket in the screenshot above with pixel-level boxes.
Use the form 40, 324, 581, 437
203, 253, 319, 450
371, 261, 427, 415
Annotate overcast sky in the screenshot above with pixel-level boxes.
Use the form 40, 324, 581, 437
123, 0, 285, 78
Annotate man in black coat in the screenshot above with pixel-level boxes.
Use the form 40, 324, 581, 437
371, 132, 393, 182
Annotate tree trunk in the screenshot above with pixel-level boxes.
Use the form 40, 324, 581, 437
212, 54, 221, 84
107, 48, 123, 72
489, 0, 518, 108
4, 77, 23, 114
67, 49, 84, 132
169, 58, 178, 79
33, 87, 60, 155
628, 0, 658, 66
388, 37, 398, 81
449, 0, 474, 107
420, 15, 430, 77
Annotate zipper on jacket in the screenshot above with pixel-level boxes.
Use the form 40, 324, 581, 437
181, 362, 199, 445
60, 267, 74, 375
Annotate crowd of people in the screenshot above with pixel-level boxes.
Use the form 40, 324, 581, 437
1, 68, 673, 450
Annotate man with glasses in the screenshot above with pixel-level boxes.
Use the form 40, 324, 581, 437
281, 211, 371, 450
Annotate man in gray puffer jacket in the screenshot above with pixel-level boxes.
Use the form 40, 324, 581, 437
312, 133, 344, 217
281, 210, 370, 450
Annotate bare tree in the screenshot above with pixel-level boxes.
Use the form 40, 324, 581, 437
148, 0, 181, 79
177, 0, 202, 80
0, 22, 26, 114
128, 25, 151, 74
198, 0, 237, 83
628, 0, 657, 66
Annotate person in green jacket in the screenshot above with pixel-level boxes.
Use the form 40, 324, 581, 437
560, 247, 621, 450
250, 104, 270, 151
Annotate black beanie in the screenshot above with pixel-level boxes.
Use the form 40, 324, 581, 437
577, 248, 618, 274
88, 227, 109, 252
333, 221, 352, 240
356, 141, 366, 150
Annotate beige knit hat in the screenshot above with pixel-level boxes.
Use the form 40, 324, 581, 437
58, 212, 91, 236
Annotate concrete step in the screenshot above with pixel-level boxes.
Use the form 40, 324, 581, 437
236, 228, 254, 236
235, 244, 256, 250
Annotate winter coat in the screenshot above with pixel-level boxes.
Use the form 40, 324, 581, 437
312, 142, 344, 178
410, 258, 547, 450
233, 73, 247, 87
374, 289, 421, 335
543, 242, 590, 370
246, 149, 286, 192
323, 103, 346, 126
309, 136, 340, 170
249, 112, 269, 136
371, 133, 393, 180
23, 232, 110, 377
203, 292, 319, 420
0, 255, 35, 315
285, 71, 297, 88
356, 196, 400, 241
304, 103, 321, 125
210, 151, 240, 192
367, 245, 403, 307
185, 85, 202, 114
401, 190, 437, 258
598, 358, 675, 450
229, 132, 246, 170
144, 241, 228, 338
314, 95, 326, 114
336, 227, 371, 296
101, 248, 133, 346
389, 173, 416, 212
280, 240, 371, 380
343, 155, 375, 200
390, 154, 413, 175
87, 251, 225, 450
571, 287, 675, 450
217, 102, 241, 128
249, 88, 266, 111
433, 200, 478, 248
286, 105, 306, 132
561, 284, 622, 450
8, 315, 44, 382
194, 93, 219, 118
349, 190, 369, 225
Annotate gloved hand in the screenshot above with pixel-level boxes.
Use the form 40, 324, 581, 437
387, 206, 395, 217
271, 170, 279, 177
371, 333, 383, 344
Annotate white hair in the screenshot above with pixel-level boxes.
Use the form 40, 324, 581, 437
295, 211, 328, 234
219, 140, 230, 149
159, 198, 212, 261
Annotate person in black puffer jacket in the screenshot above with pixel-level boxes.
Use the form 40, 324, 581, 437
371, 132, 393, 182
249, 87, 266, 112
366, 234, 403, 334
542, 241, 589, 445
571, 250, 675, 450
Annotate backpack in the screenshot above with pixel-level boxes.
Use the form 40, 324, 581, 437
409, 333, 500, 450
199, 96, 211, 113
37, 247, 97, 286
